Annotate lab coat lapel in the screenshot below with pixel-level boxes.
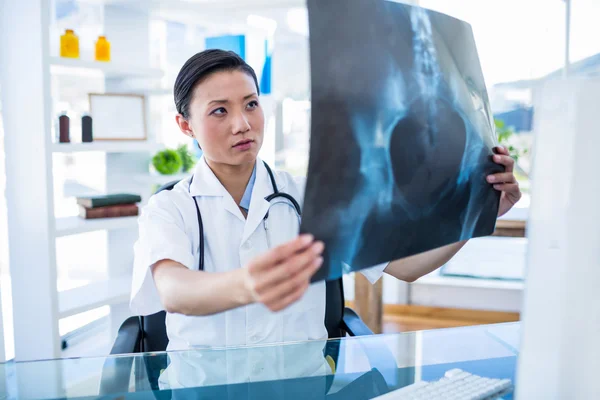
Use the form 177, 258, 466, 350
189, 157, 227, 197
222, 195, 246, 222
242, 160, 271, 244
189, 157, 245, 222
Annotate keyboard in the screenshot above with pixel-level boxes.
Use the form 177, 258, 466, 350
372, 368, 512, 400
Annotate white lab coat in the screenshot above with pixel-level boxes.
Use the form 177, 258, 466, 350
130, 156, 386, 353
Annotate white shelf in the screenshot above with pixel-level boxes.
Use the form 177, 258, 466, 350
135, 172, 191, 185
414, 274, 524, 291
49, 57, 164, 79
58, 276, 132, 319
51, 141, 163, 153
410, 272, 524, 313
143, 88, 173, 96
55, 216, 138, 237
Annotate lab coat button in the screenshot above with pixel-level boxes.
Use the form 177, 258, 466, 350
244, 240, 252, 250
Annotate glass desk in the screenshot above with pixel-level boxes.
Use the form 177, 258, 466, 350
0, 322, 521, 399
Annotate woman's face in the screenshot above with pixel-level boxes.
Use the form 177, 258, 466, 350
179, 70, 264, 167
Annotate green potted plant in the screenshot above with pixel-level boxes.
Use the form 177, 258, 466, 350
176, 144, 197, 173
495, 118, 528, 163
494, 118, 531, 188
152, 149, 183, 175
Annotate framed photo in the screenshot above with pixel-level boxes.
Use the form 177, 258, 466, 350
89, 93, 147, 141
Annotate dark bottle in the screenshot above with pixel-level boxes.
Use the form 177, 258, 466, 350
82, 114, 93, 142
58, 113, 70, 143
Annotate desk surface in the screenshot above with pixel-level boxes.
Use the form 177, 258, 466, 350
1, 322, 521, 399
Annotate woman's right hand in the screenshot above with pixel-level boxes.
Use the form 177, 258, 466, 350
244, 234, 324, 312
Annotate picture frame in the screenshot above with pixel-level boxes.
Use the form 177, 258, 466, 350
88, 93, 147, 141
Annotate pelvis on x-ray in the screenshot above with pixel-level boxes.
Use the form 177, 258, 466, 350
301, 0, 502, 282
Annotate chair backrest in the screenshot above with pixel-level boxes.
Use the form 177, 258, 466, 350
155, 180, 181, 194
141, 178, 348, 352
139, 311, 168, 352
325, 279, 346, 339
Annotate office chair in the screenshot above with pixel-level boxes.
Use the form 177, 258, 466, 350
100, 179, 374, 396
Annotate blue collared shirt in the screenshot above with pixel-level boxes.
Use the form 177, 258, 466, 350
239, 164, 257, 212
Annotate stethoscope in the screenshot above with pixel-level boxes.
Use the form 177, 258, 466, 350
189, 161, 302, 271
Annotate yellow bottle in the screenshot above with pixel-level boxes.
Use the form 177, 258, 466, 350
60, 29, 80, 58
95, 35, 111, 62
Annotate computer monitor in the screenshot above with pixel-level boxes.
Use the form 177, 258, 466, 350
516, 77, 600, 398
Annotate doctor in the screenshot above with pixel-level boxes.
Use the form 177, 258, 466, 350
130, 49, 521, 352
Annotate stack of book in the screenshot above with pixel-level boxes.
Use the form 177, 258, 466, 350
76, 193, 142, 219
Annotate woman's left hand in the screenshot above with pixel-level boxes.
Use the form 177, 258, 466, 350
486, 146, 522, 218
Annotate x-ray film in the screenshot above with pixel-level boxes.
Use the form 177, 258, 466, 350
301, 0, 502, 282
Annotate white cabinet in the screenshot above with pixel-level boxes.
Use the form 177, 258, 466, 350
1, 0, 173, 361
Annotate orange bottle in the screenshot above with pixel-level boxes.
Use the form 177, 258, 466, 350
95, 35, 111, 62
60, 29, 80, 58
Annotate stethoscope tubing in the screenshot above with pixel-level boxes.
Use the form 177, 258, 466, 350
189, 161, 301, 270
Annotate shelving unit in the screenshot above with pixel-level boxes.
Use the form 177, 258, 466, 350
49, 56, 164, 79
55, 216, 139, 238
133, 172, 191, 186
2, 1, 170, 361
58, 276, 132, 319
51, 141, 164, 154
